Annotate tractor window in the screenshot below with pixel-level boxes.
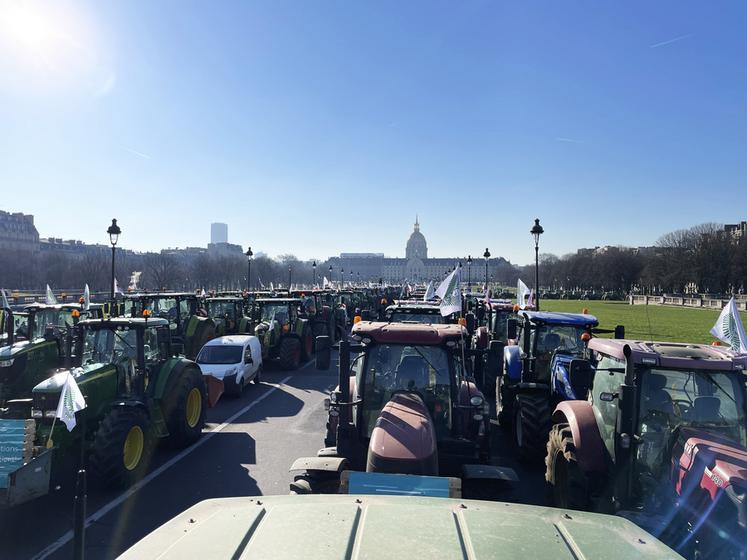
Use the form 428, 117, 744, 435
289, 305, 298, 323
31, 309, 74, 339
143, 328, 161, 364
82, 328, 116, 365
490, 311, 510, 340
260, 303, 289, 323
360, 344, 452, 439
179, 300, 190, 321
591, 354, 626, 460
112, 329, 139, 363
388, 311, 443, 324
153, 298, 178, 321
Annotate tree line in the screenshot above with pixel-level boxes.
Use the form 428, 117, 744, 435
523, 223, 747, 296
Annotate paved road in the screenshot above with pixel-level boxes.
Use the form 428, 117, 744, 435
1, 352, 547, 559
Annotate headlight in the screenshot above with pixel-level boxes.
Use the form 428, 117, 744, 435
32, 409, 43, 419
0, 359, 14, 367
470, 395, 484, 407
329, 392, 338, 404
45, 410, 57, 419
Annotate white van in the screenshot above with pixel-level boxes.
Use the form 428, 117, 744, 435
196, 335, 262, 397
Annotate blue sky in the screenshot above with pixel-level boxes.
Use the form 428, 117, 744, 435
1, 1, 745, 265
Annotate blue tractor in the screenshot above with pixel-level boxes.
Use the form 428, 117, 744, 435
498, 311, 624, 460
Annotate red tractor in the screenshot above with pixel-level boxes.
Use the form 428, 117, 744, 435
290, 322, 516, 498
545, 338, 747, 559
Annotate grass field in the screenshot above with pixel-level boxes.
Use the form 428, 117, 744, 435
538, 300, 720, 344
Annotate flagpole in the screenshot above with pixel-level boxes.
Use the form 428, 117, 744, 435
72, 411, 87, 560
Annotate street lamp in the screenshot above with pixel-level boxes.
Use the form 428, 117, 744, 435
288, 265, 292, 289
107, 219, 121, 302
467, 255, 472, 289
245, 246, 253, 291
483, 248, 490, 291
328, 265, 333, 287
531, 218, 544, 310
341, 267, 344, 287
312, 261, 317, 287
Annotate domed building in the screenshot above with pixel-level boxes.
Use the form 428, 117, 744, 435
326, 217, 514, 285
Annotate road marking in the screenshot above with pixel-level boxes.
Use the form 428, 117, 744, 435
32, 375, 293, 560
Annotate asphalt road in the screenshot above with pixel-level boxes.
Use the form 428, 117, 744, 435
0, 352, 548, 560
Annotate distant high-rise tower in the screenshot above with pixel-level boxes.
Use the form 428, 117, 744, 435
210, 222, 228, 244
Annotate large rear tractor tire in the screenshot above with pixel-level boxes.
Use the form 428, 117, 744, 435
279, 337, 301, 370
163, 365, 207, 448
90, 406, 152, 488
545, 423, 590, 510
513, 393, 552, 461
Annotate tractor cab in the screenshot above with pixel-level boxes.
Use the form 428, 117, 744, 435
205, 297, 251, 336
249, 298, 313, 369
124, 293, 215, 360
547, 339, 747, 559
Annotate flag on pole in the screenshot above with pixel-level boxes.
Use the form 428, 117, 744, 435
526, 289, 535, 309
423, 281, 435, 302
114, 278, 123, 295
55, 372, 87, 431
270, 282, 275, 291
1, 288, 9, 309
323, 276, 331, 288
517, 279, 531, 310
258, 276, 265, 289
200, 288, 206, 298
83, 284, 90, 311
436, 267, 462, 317
128, 271, 142, 291
45, 285, 58, 305
710, 297, 747, 354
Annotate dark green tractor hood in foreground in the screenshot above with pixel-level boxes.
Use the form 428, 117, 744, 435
119, 495, 680, 560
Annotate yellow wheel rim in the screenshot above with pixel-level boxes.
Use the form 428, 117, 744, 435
123, 426, 144, 471
186, 387, 202, 428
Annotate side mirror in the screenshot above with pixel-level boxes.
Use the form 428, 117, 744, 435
568, 359, 594, 399
244, 355, 253, 364
316, 335, 331, 370
506, 318, 518, 340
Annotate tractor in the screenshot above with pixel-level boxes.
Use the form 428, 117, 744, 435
499, 311, 624, 459
291, 290, 339, 343
383, 301, 446, 324
546, 339, 747, 560
289, 322, 516, 498
470, 300, 518, 398
0, 316, 211, 507
124, 293, 216, 360
204, 296, 252, 336
248, 298, 314, 370
0, 303, 102, 407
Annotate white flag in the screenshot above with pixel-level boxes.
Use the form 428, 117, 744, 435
710, 297, 747, 354
258, 276, 265, 289
423, 282, 435, 301
1, 288, 9, 309
437, 268, 462, 317
200, 288, 206, 298
526, 289, 535, 309
270, 282, 274, 291
322, 276, 331, 288
83, 284, 91, 311
128, 271, 142, 291
114, 278, 124, 295
45, 285, 58, 305
56, 372, 87, 431
517, 279, 531, 310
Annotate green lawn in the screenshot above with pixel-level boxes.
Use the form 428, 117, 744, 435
538, 300, 720, 344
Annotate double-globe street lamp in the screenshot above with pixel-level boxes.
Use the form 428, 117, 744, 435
312, 261, 317, 287
531, 218, 544, 311
107, 219, 121, 302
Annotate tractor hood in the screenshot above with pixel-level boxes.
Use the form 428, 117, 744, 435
119, 495, 681, 560
32, 362, 112, 394
0, 340, 33, 360
366, 393, 438, 476
673, 428, 747, 530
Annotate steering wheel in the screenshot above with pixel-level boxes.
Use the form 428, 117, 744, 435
671, 399, 692, 418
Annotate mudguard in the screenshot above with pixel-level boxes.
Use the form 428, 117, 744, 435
552, 401, 607, 473
504, 345, 522, 381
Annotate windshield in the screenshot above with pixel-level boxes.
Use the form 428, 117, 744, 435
490, 311, 511, 339
81, 328, 139, 365
638, 368, 747, 449
197, 345, 243, 365
388, 311, 443, 324
31, 309, 75, 339
209, 301, 237, 320
360, 344, 453, 438
259, 303, 289, 323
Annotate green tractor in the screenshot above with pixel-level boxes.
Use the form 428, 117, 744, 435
204, 296, 253, 336
124, 293, 216, 360
0, 303, 102, 407
0, 317, 209, 507
249, 298, 314, 370
291, 290, 339, 343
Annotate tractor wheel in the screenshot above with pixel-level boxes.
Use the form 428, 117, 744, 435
278, 337, 301, 370
312, 322, 328, 346
513, 393, 552, 461
163, 365, 207, 448
545, 423, 590, 510
301, 326, 314, 362
90, 406, 152, 488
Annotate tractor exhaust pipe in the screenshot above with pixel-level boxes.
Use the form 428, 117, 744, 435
336, 339, 353, 459
615, 344, 638, 509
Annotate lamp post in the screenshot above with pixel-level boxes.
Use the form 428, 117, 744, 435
328, 265, 333, 287
483, 248, 490, 292
245, 246, 253, 291
288, 265, 292, 289
312, 261, 317, 288
107, 219, 121, 302
467, 255, 472, 289
531, 218, 544, 310
350, 270, 353, 286
341, 267, 344, 287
